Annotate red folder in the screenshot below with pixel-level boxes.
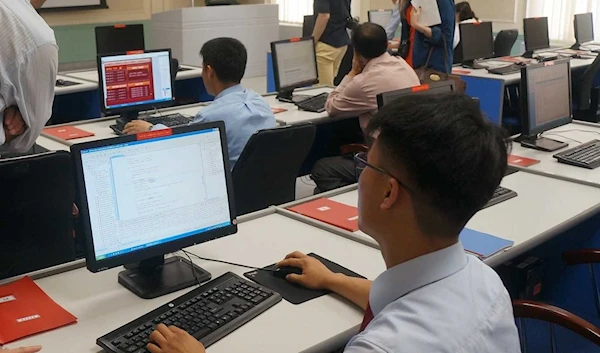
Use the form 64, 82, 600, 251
288, 198, 359, 232
0, 277, 77, 344
43, 126, 94, 140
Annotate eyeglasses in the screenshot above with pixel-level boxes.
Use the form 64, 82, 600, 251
354, 152, 416, 196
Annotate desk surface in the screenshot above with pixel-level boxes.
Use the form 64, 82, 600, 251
267, 87, 335, 126
11, 212, 385, 353
63, 65, 202, 84
510, 122, 600, 188
55, 74, 99, 96
282, 172, 600, 268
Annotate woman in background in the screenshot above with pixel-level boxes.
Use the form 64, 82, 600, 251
410, 0, 455, 72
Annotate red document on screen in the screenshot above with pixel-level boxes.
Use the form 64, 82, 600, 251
0, 277, 77, 344
288, 198, 359, 232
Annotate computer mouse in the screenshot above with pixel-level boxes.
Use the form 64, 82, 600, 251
515, 62, 527, 66
56, 79, 66, 86
572, 54, 583, 59
273, 266, 303, 279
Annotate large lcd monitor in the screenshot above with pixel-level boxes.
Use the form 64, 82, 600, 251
271, 37, 319, 102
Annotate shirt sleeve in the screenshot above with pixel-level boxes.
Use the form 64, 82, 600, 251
344, 338, 389, 353
314, 0, 331, 14
0, 42, 58, 153
385, 7, 402, 40
325, 75, 375, 118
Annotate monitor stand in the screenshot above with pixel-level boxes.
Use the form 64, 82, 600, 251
571, 43, 582, 50
276, 90, 311, 104
516, 135, 568, 152
118, 255, 211, 299
523, 51, 535, 59
462, 60, 486, 70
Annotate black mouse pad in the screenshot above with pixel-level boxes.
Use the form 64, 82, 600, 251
244, 253, 365, 305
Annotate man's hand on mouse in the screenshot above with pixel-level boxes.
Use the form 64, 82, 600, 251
147, 324, 206, 353
276, 251, 337, 290
3, 106, 26, 143
123, 120, 153, 135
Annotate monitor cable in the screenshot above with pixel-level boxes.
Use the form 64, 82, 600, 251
180, 249, 277, 273
181, 250, 202, 287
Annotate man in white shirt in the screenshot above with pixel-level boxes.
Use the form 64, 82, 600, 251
0, 0, 58, 153
143, 94, 521, 353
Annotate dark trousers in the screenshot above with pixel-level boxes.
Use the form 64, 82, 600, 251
311, 155, 356, 193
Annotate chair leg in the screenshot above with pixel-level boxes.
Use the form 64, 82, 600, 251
519, 318, 528, 353
591, 264, 600, 317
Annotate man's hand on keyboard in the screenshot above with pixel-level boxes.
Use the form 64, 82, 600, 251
148, 324, 206, 353
123, 120, 153, 135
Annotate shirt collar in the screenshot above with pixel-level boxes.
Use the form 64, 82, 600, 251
215, 84, 244, 99
369, 241, 468, 316
363, 52, 393, 72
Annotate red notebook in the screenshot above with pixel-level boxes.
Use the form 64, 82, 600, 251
43, 126, 94, 140
508, 154, 540, 167
0, 277, 77, 344
288, 198, 359, 232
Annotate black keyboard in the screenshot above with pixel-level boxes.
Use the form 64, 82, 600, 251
483, 186, 518, 209
295, 93, 329, 113
98, 272, 281, 353
110, 114, 193, 135
488, 64, 522, 75
554, 139, 600, 169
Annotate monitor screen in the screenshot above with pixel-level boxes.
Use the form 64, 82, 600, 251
271, 38, 319, 91
523, 60, 571, 135
78, 126, 233, 262
524, 17, 550, 52
99, 50, 174, 112
575, 13, 594, 45
377, 81, 455, 108
95, 24, 145, 56
368, 10, 393, 29
460, 22, 494, 61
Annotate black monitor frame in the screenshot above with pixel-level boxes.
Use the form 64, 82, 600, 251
95, 24, 145, 57
377, 81, 456, 108
72, 122, 237, 298
97, 49, 176, 125
459, 22, 494, 68
523, 17, 550, 57
368, 9, 393, 28
573, 13, 594, 49
271, 37, 319, 103
518, 59, 572, 151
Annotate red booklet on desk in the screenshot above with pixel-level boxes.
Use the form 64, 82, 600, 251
0, 277, 77, 344
288, 198, 359, 232
43, 126, 94, 140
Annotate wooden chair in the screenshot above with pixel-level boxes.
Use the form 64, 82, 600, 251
563, 249, 600, 316
513, 300, 600, 352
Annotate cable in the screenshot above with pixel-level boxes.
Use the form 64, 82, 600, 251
541, 132, 582, 144
181, 250, 277, 273
181, 250, 202, 287
551, 129, 600, 136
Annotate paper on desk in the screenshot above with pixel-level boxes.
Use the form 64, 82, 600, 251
411, 0, 441, 27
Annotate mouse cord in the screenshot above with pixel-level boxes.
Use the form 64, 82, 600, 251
181, 250, 277, 273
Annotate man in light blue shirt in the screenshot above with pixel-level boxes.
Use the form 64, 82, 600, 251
124, 38, 276, 170
384, 0, 401, 40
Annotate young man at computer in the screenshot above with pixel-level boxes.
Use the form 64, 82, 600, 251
123, 38, 276, 170
0, 0, 58, 154
144, 94, 520, 353
311, 22, 420, 193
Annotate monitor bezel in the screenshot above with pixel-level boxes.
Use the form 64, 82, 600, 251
94, 24, 146, 57
376, 81, 456, 108
519, 59, 572, 137
574, 13, 594, 45
271, 37, 320, 93
71, 122, 238, 273
524, 17, 550, 52
368, 9, 393, 26
97, 48, 176, 117
459, 21, 494, 62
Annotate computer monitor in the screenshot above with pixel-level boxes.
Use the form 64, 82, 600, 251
459, 22, 494, 68
573, 13, 594, 49
518, 59, 572, 152
377, 81, 456, 108
72, 122, 237, 299
95, 24, 145, 56
271, 37, 319, 102
98, 49, 176, 126
368, 9, 393, 29
523, 17, 550, 58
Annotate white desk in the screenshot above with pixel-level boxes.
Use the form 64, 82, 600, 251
510, 121, 600, 188
277, 172, 600, 268
36, 136, 70, 152
11, 210, 385, 353
63, 65, 202, 84
54, 74, 98, 96
266, 87, 336, 126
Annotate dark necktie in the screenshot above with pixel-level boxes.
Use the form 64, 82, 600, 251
359, 303, 374, 332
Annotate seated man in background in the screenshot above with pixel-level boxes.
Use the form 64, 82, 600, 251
145, 94, 520, 353
124, 38, 276, 170
312, 22, 420, 193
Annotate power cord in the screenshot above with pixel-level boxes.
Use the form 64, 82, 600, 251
541, 132, 583, 144
181, 250, 277, 273
180, 250, 202, 287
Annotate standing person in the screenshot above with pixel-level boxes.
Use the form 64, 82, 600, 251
410, 0, 455, 72
0, 0, 58, 153
384, 0, 401, 41
388, 0, 416, 67
313, 0, 352, 86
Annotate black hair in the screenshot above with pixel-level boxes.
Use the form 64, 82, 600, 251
365, 93, 509, 237
351, 23, 388, 59
456, 1, 478, 22
200, 37, 247, 83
